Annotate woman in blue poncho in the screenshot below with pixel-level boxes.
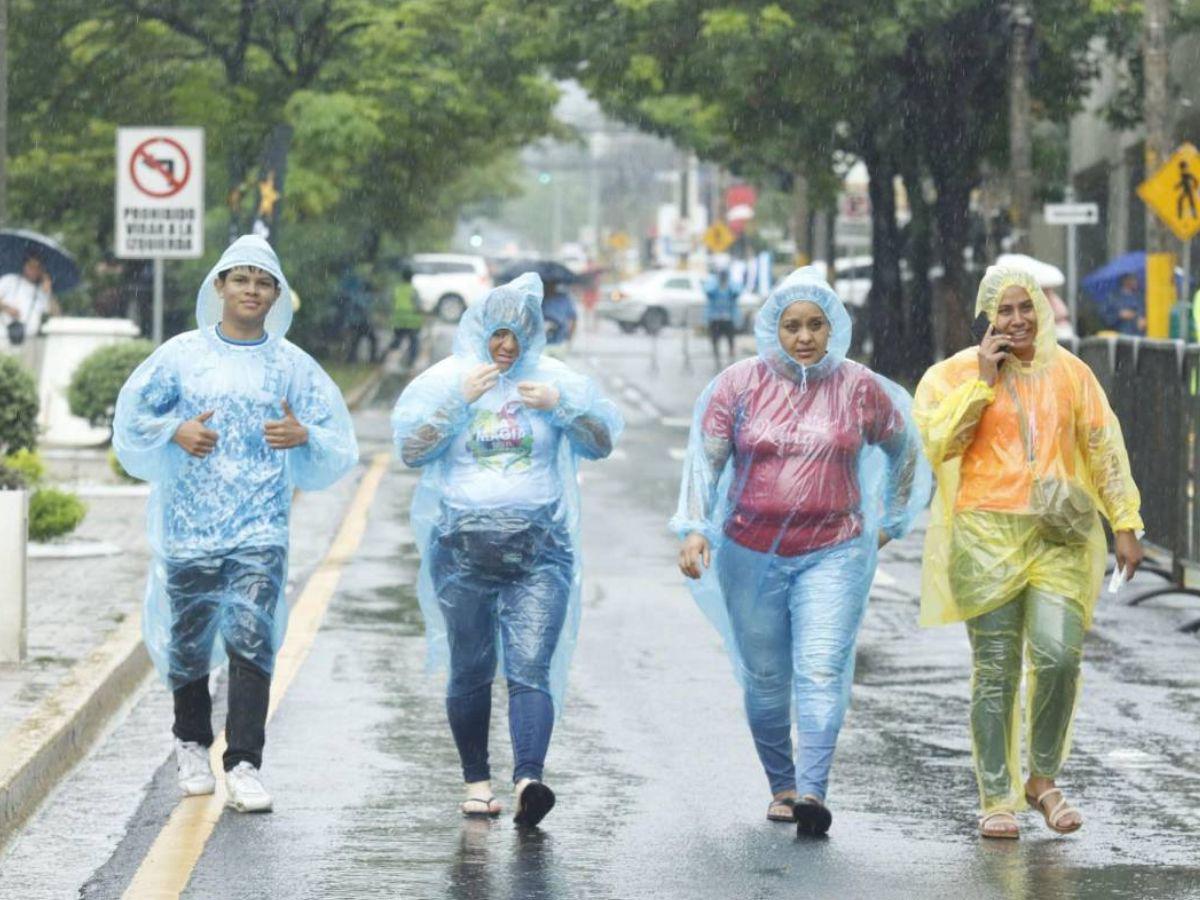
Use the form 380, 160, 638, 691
392, 273, 623, 827
113, 236, 358, 813
671, 267, 930, 836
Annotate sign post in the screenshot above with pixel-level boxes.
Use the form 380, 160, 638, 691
1137, 142, 1200, 337
1043, 195, 1099, 334
115, 127, 205, 344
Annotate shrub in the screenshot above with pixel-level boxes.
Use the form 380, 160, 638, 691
28, 487, 87, 542
4, 448, 46, 485
0, 463, 27, 491
68, 340, 154, 430
0, 355, 38, 454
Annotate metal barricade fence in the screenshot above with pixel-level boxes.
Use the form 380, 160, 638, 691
1071, 336, 1200, 626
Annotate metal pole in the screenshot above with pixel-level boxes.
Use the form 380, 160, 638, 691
1184, 237, 1192, 329
1067, 223, 1078, 334
152, 257, 164, 345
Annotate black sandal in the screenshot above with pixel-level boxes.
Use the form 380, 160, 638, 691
794, 795, 832, 837
513, 782, 556, 828
767, 797, 797, 822
461, 797, 501, 819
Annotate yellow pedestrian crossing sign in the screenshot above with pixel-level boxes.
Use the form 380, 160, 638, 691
704, 221, 735, 253
1138, 143, 1200, 241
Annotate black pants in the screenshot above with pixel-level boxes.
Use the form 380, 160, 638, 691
710, 319, 736, 359
173, 652, 271, 771
390, 327, 421, 367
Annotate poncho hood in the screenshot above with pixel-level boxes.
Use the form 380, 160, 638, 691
754, 265, 852, 385
196, 235, 293, 344
452, 272, 546, 375
974, 265, 1058, 373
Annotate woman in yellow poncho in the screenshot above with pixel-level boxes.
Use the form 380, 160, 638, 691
914, 266, 1144, 840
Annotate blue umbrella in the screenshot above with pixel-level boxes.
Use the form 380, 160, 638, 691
1081, 251, 1145, 307
0, 229, 80, 293
495, 259, 583, 286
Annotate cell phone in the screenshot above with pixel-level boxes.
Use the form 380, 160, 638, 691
971, 311, 1010, 363
970, 311, 992, 345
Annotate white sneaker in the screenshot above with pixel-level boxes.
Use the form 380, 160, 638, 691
225, 762, 273, 813
175, 739, 216, 796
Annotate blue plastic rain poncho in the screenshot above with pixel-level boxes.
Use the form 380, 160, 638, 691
391, 273, 623, 719
670, 266, 931, 801
113, 236, 358, 689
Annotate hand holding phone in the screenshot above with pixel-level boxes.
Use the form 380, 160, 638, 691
973, 313, 1010, 386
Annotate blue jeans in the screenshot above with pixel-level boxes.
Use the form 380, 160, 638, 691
431, 505, 572, 783
717, 537, 870, 800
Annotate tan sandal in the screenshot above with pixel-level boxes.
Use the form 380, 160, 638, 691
1025, 787, 1082, 834
979, 810, 1020, 839
767, 797, 797, 822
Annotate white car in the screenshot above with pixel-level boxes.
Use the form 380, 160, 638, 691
832, 256, 872, 308
411, 253, 492, 322
598, 269, 762, 335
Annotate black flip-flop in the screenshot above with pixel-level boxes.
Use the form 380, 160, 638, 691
513, 782, 556, 827
461, 797, 501, 819
794, 796, 832, 837
767, 797, 797, 822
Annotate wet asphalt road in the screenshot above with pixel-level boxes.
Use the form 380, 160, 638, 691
3, 325, 1200, 899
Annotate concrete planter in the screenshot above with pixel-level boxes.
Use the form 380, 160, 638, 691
0, 489, 28, 663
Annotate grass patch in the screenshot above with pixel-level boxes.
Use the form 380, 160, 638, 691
320, 360, 377, 399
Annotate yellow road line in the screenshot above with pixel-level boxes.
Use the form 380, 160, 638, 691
123, 453, 391, 900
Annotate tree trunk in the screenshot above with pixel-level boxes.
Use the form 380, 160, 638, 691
862, 141, 906, 377
791, 171, 811, 265
0, 0, 8, 225
1008, 4, 1033, 254
900, 169, 935, 377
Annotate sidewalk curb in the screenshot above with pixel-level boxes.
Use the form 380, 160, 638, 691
0, 615, 150, 843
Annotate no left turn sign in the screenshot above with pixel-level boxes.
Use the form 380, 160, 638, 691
115, 127, 204, 259
130, 136, 192, 198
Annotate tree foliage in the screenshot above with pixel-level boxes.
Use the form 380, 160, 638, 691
546, 0, 1142, 372
8, 0, 561, 350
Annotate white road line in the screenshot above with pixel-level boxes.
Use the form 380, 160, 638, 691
872, 568, 897, 588
622, 386, 642, 404
660, 416, 692, 429
668, 447, 687, 461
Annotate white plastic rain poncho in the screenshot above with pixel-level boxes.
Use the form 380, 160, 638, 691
914, 266, 1143, 629
670, 266, 931, 801
391, 273, 623, 713
113, 236, 358, 689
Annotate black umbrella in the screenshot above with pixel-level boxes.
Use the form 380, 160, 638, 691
0, 229, 80, 293
495, 259, 583, 286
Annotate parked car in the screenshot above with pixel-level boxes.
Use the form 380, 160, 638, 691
597, 269, 762, 335
410, 253, 492, 322
832, 256, 872, 308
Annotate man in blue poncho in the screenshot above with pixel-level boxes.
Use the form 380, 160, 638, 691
114, 236, 358, 813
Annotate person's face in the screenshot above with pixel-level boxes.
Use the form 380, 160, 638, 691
993, 286, 1038, 358
216, 266, 280, 328
1121, 275, 1138, 293
489, 328, 520, 371
22, 258, 44, 283
777, 301, 830, 366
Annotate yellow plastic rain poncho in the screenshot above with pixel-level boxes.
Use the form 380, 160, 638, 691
914, 266, 1143, 630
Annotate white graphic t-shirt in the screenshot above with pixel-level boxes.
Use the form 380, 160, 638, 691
442, 380, 561, 509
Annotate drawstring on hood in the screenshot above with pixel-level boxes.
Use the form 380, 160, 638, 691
754, 265, 852, 390
196, 235, 293, 345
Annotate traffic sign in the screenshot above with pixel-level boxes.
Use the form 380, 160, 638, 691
704, 221, 735, 253
116, 127, 204, 259
1044, 202, 1099, 226
1137, 142, 1200, 241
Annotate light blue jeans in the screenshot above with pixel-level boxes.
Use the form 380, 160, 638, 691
717, 537, 871, 799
